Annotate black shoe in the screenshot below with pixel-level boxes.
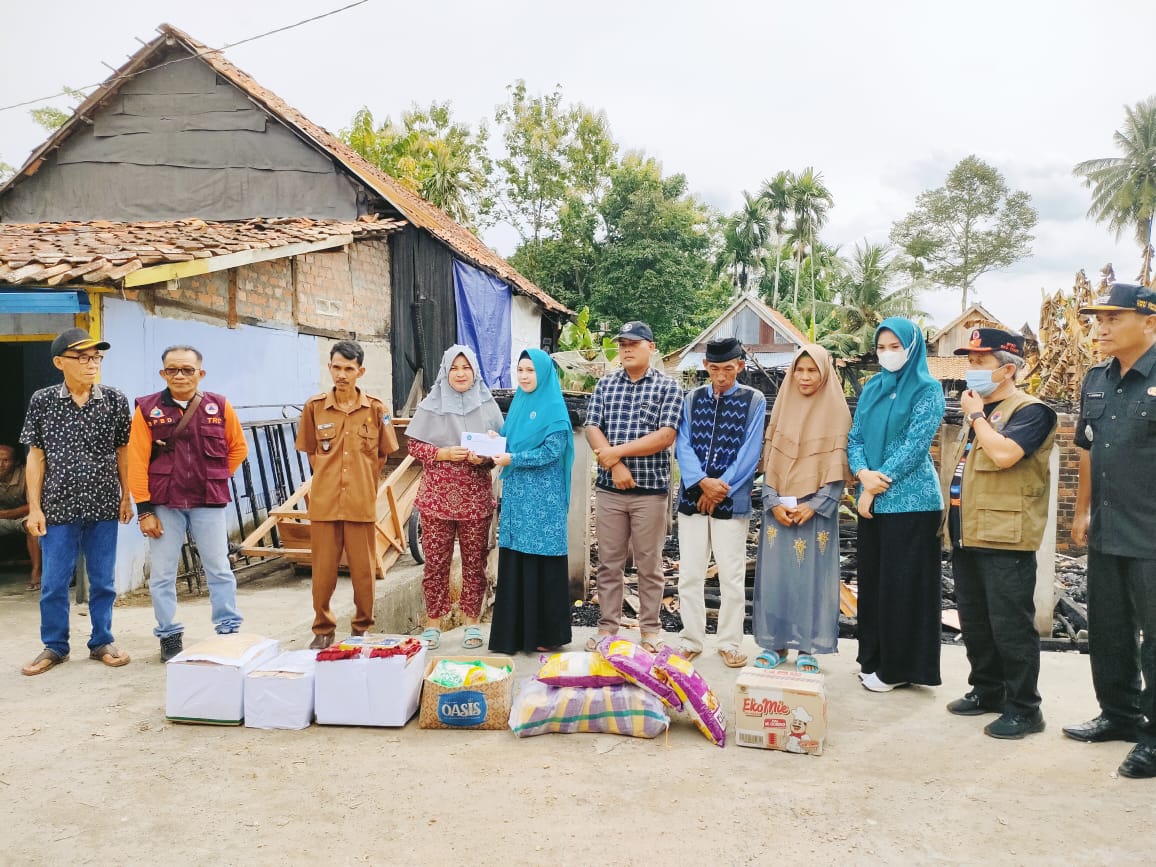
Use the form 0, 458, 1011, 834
984, 711, 1045, 740
160, 633, 184, 663
1062, 715, 1138, 743
309, 633, 334, 650
946, 691, 1003, 716
1118, 744, 1156, 779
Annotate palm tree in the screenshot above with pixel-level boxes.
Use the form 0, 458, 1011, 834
758, 171, 795, 306
1074, 96, 1156, 284
716, 191, 769, 294
832, 242, 924, 354
788, 167, 834, 307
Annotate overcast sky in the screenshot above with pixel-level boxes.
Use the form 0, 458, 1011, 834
1, 0, 1149, 331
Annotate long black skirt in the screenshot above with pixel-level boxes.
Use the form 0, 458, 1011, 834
488, 548, 573, 654
856, 510, 943, 686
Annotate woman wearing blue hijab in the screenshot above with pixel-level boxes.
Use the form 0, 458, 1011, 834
848, 317, 946, 692
489, 349, 575, 653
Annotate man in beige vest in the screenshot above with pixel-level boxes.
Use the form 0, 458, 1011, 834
940, 328, 1057, 739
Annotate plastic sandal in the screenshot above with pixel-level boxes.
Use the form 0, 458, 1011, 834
796, 653, 820, 673
462, 626, 484, 650
420, 627, 441, 649
753, 650, 783, 669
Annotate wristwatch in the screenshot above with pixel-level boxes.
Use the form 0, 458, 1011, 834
968, 411, 986, 424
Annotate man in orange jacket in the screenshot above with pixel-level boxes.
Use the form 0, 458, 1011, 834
128, 345, 248, 661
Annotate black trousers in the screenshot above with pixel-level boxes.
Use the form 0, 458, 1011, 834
952, 547, 1041, 715
856, 511, 942, 686
1087, 548, 1156, 745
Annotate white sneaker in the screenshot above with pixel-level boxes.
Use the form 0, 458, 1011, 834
860, 671, 907, 692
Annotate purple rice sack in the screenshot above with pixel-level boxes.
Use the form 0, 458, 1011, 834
535, 651, 626, 688
655, 646, 727, 747
596, 636, 682, 710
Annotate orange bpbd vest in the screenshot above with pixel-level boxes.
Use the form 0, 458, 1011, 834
135, 390, 233, 507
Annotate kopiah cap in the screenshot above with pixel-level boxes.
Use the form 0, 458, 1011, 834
705, 336, 744, 362
616, 320, 654, 342
50, 328, 110, 357
1078, 282, 1156, 316
954, 327, 1024, 357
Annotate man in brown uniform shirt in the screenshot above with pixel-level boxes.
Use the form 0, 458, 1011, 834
296, 341, 397, 648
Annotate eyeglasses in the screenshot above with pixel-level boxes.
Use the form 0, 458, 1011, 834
61, 353, 104, 365
162, 367, 199, 378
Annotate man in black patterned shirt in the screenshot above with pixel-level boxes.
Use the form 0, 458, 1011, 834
584, 321, 683, 653
20, 328, 133, 676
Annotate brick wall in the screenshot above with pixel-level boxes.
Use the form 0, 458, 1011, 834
1053, 412, 1082, 556
128, 238, 390, 339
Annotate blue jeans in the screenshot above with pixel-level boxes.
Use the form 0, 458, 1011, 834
40, 520, 118, 657
149, 506, 243, 639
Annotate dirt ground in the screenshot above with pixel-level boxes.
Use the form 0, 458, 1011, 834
0, 560, 1152, 866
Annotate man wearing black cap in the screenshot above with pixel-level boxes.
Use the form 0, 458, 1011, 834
585, 320, 683, 652
1064, 282, 1156, 779
674, 337, 765, 667
940, 327, 1057, 738
19, 328, 133, 676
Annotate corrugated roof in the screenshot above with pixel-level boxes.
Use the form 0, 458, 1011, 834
0, 24, 569, 314
0, 217, 402, 286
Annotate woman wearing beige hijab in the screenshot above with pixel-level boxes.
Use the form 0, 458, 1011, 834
752, 344, 852, 672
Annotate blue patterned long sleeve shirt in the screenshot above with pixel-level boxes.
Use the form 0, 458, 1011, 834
675, 382, 766, 517
498, 430, 570, 556
848, 389, 944, 514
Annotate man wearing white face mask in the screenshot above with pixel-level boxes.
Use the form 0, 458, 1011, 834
940, 328, 1057, 739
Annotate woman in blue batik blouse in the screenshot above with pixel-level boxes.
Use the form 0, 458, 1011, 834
849, 317, 946, 693
488, 349, 574, 654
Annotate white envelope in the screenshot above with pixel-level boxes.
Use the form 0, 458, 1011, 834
461, 431, 505, 457
778, 496, 798, 508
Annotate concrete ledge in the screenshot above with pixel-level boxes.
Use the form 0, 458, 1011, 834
371, 558, 428, 634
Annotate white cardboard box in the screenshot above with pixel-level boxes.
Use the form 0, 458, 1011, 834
314, 638, 427, 727
166, 634, 281, 725
244, 650, 318, 730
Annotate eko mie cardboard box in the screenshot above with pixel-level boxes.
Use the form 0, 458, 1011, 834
734, 667, 828, 755
166, 634, 281, 725
313, 637, 427, 727
244, 649, 318, 730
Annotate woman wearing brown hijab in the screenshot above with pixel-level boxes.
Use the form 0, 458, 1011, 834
752, 344, 852, 672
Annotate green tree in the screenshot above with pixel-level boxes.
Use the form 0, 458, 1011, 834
789, 167, 834, 308
891, 155, 1038, 312
831, 242, 923, 354
1073, 95, 1156, 283
716, 192, 769, 293
758, 170, 795, 307
340, 102, 491, 227
589, 153, 729, 351
0, 160, 14, 184
492, 80, 617, 280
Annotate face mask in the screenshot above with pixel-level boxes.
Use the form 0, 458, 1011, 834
965, 369, 1000, 397
877, 347, 908, 373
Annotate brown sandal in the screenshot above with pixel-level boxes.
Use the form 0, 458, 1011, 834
89, 644, 131, 667
22, 648, 68, 676
719, 649, 749, 668
640, 634, 664, 654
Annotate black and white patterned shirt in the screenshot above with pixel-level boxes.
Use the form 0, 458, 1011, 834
585, 366, 683, 493
19, 383, 132, 524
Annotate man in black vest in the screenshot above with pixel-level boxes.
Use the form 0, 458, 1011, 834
674, 337, 765, 668
128, 346, 249, 661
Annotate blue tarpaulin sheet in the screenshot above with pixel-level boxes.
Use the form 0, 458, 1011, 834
453, 259, 511, 388
0, 290, 90, 314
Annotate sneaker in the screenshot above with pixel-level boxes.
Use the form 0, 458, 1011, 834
160, 633, 184, 663
946, 691, 1003, 716
860, 671, 907, 693
984, 711, 1045, 740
